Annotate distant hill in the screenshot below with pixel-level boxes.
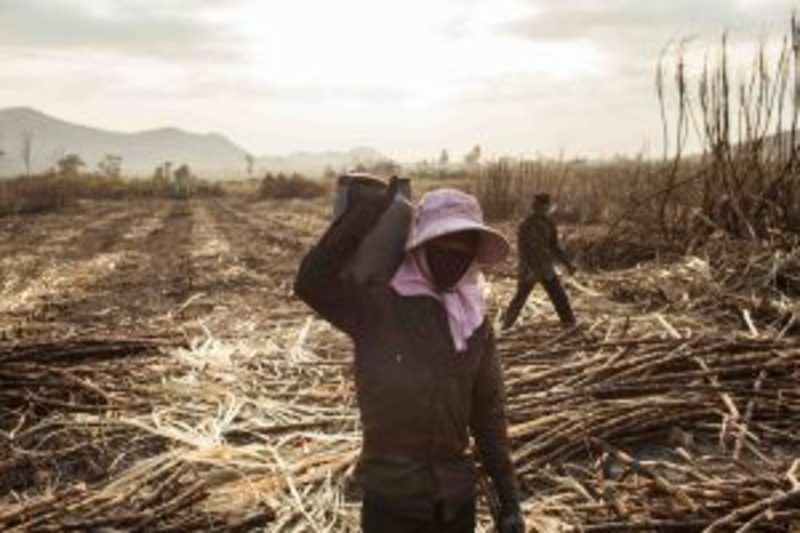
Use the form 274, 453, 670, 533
0, 107, 251, 178
0, 107, 387, 179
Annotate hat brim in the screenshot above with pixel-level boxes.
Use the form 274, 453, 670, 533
407, 216, 510, 265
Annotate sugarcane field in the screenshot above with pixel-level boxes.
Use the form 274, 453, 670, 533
2, 2, 800, 532
0, 178, 797, 531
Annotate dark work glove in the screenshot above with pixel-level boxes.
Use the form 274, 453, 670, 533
495, 477, 524, 533
499, 508, 525, 533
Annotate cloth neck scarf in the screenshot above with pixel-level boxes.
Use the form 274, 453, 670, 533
389, 251, 486, 352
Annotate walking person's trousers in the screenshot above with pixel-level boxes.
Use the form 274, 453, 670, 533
502, 275, 576, 329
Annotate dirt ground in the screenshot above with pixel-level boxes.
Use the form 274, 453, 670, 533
0, 197, 320, 340
1, 197, 798, 531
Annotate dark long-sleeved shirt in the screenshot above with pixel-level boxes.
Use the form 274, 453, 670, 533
294, 200, 519, 518
518, 211, 571, 281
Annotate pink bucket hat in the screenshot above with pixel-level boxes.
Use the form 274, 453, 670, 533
406, 188, 510, 265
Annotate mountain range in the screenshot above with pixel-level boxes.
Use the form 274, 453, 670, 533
0, 107, 385, 179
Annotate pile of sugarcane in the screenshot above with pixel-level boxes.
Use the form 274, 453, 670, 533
572, 229, 800, 336
498, 321, 800, 531
1, 301, 799, 531
0, 329, 358, 532
0, 338, 270, 531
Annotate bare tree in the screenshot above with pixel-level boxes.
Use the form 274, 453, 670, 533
173, 163, 192, 184
172, 163, 194, 198
464, 145, 481, 166
57, 153, 85, 178
21, 131, 33, 177
439, 149, 449, 167
98, 154, 123, 179
245, 153, 255, 176
154, 161, 171, 182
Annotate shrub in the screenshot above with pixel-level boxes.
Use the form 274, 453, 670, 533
258, 173, 328, 199
0, 172, 225, 217
0, 174, 71, 216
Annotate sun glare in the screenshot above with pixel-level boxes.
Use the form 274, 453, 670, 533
227, 0, 604, 102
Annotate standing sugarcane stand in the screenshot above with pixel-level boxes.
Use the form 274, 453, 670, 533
502, 193, 577, 330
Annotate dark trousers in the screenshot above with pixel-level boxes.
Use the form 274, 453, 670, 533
361, 496, 476, 533
503, 275, 576, 329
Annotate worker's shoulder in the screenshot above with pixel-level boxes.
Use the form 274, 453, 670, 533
518, 213, 550, 230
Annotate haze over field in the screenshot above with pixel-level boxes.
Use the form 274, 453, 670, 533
0, 0, 795, 164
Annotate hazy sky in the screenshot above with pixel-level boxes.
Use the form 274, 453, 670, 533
0, 0, 795, 160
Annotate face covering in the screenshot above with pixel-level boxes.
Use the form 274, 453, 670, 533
424, 244, 475, 291
390, 251, 486, 353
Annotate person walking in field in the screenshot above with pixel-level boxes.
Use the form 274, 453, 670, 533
502, 193, 576, 330
295, 187, 524, 533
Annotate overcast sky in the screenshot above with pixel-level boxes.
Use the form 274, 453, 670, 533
0, 0, 796, 160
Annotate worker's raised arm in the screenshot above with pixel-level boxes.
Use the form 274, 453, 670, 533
294, 189, 388, 337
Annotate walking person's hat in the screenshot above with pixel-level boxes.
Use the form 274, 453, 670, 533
406, 189, 510, 265
532, 193, 551, 208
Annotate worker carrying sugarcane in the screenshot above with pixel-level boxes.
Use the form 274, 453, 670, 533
502, 193, 577, 330
295, 186, 525, 533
